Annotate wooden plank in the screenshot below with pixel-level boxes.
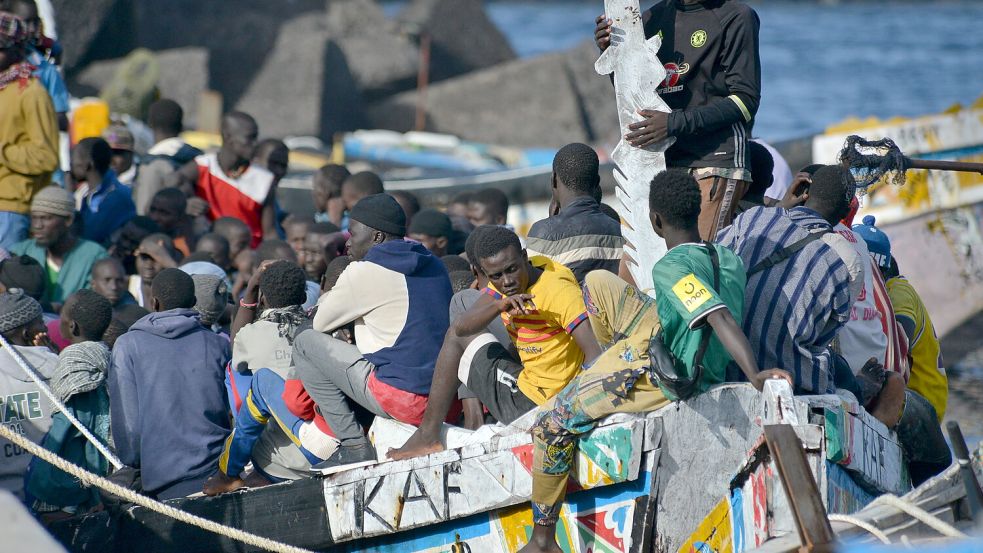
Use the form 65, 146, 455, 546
764, 424, 835, 551
822, 399, 910, 495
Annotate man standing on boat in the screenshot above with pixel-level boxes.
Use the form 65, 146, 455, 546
595, 0, 761, 240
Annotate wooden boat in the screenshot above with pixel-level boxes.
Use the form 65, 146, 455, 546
50, 380, 975, 553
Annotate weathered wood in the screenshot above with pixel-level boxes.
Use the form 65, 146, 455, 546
822, 396, 910, 495
595, 0, 673, 294
765, 424, 835, 551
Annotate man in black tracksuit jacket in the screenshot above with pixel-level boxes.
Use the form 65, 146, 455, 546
598, 0, 762, 240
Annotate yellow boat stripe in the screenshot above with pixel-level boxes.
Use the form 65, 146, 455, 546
729, 95, 752, 122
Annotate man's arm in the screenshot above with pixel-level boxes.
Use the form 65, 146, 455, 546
666, 9, 761, 138
261, 193, 277, 240
895, 314, 916, 345
706, 308, 789, 391
0, 88, 59, 175
452, 292, 527, 337
570, 319, 602, 364
311, 265, 370, 332
107, 347, 141, 467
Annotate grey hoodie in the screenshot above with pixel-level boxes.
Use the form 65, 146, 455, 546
0, 346, 57, 499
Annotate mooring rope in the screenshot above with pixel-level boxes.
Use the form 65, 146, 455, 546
0, 423, 316, 553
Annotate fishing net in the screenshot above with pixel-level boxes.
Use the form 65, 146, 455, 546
838, 135, 908, 190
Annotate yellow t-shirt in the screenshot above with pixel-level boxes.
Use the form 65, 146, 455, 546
486, 256, 589, 404
886, 277, 947, 420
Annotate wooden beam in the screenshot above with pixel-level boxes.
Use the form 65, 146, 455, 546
764, 424, 835, 552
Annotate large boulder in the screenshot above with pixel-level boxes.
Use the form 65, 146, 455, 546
397, 0, 515, 83
368, 50, 594, 148
70, 47, 210, 125
563, 40, 620, 145
51, 0, 132, 72
235, 15, 365, 140
324, 0, 420, 101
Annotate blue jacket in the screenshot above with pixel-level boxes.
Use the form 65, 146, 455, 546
79, 171, 136, 246
108, 309, 230, 498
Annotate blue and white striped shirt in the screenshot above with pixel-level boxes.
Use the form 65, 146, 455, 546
717, 206, 859, 394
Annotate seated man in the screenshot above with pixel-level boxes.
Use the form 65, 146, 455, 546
71, 137, 136, 246
526, 143, 624, 282
212, 216, 252, 265
129, 233, 180, 308
312, 164, 350, 226
12, 186, 108, 310
514, 168, 789, 553
89, 257, 137, 311
203, 260, 339, 495
108, 215, 159, 275
390, 224, 603, 459
0, 291, 56, 499
303, 222, 345, 285
467, 188, 509, 227
109, 268, 231, 499
283, 216, 313, 266
0, 254, 46, 301
194, 232, 232, 274
407, 209, 453, 258
339, 171, 384, 231
147, 188, 198, 257
293, 194, 452, 470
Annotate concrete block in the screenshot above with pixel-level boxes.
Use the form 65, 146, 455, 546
397, 0, 516, 82
235, 14, 365, 139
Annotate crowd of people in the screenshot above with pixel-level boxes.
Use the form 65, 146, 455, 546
0, 1, 954, 551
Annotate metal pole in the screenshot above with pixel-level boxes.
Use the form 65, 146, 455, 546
0, 334, 123, 469
906, 157, 983, 175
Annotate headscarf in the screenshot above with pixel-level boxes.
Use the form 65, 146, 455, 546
50, 341, 111, 403
258, 305, 310, 346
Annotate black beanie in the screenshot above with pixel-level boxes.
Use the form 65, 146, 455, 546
408, 209, 453, 239
0, 255, 46, 301
350, 194, 407, 236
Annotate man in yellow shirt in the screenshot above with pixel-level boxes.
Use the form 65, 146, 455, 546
0, 13, 59, 250
389, 225, 602, 459
853, 216, 950, 485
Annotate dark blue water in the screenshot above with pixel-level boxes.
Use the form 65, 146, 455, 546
383, 1, 983, 142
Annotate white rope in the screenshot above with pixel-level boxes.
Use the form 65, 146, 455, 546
0, 423, 315, 553
0, 335, 123, 469
828, 514, 892, 544
872, 494, 969, 539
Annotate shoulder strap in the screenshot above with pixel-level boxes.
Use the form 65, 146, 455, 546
692, 242, 722, 369
748, 229, 831, 276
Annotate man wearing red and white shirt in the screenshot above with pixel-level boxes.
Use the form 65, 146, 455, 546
176, 112, 275, 247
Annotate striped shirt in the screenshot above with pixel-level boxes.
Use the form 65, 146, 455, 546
526, 197, 624, 283
717, 206, 861, 394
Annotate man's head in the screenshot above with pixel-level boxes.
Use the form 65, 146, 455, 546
552, 143, 600, 203
90, 257, 128, 306
255, 239, 297, 265
29, 186, 75, 248
0, 291, 44, 346
312, 164, 350, 213
468, 188, 509, 227
303, 222, 344, 281
390, 190, 420, 227
110, 216, 159, 273
194, 232, 230, 272
147, 99, 184, 138
103, 304, 148, 349
804, 165, 856, 224
147, 187, 187, 234
470, 225, 529, 297
191, 274, 228, 327
648, 169, 702, 238
0, 11, 27, 71
408, 209, 453, 257
136, 233, 179, 284
447, 192, 473, 220
341, 171, 385, 211
60, 289, 112, 344
213, 217, 252, 260
745, 141, 775, 206
280, 216, 311, 263
149, 268, 196, 312
70, 137, 113, 184
7, 0, 38, 38
220, 111, 259, 163
253, 138, 289, 184
258, 260, 307, 309
449, 271, 476, 294
0, 254, 44, 300
347, 194, 406, 261
440, 254, 471, 274
321, 255, 352, 293
101, 123, 135, 177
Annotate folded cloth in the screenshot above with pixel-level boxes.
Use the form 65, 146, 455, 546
51, 341, 110, 403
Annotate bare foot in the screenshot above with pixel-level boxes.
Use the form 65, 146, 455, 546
386, 429, 444, 461
870, 372, 906, 429
202, 471, 247, 496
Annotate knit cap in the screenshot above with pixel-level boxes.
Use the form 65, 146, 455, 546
0, 291, 43, 334
191, 274, 228, 326
350, 194, 406, 236
852, 215, 892, 269
408, 209, 453, 239
31, 186, 75, 218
